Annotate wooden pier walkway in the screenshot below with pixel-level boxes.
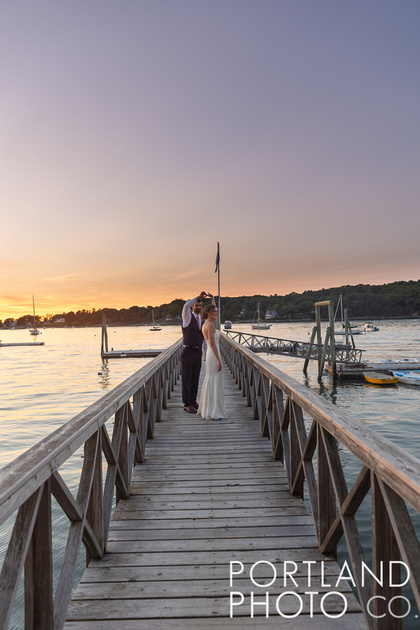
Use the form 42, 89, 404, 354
65, 366, 364, 628
2, 334, 420, 629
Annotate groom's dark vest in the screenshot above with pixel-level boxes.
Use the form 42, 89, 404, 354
182, 314, 204, 350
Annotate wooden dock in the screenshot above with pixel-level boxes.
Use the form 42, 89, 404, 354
2, 334, 420, 629
100, 315, 164, 359
65, 366, 364, 628
226, 330, 420, 378
102, 349, 164, 359
0, 341, 45, 347
329, 360, 420, 378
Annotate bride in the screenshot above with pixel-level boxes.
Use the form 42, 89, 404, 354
198, 303, 227, 420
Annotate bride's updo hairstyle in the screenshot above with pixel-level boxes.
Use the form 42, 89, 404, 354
202, 304, 217, 320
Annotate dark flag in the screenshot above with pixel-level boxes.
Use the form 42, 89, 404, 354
215, 242, 220, 273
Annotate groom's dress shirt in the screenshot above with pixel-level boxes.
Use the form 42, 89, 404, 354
182, 298, 203, 349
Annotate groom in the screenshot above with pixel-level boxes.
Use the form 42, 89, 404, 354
181, 290, 208, 413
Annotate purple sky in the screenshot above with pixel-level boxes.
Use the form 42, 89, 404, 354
1, 1, 419, 318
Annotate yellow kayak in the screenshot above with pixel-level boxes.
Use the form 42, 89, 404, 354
363, 371, 399, 385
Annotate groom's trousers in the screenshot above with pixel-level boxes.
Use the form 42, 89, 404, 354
181, 346, 202, 406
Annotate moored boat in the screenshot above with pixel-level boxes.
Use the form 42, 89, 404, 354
29, 295, 41, 335
391, 371, 420, 386
334, 295, 363, 336
335, 328, 363, 335
251, 303, 271, 330
363, 371, 399, 385
363, 321, 379, 332
149, 309, 161, 331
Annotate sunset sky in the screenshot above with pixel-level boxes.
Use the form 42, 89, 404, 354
1, 1, 419, 319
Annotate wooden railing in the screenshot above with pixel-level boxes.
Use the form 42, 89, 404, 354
0, 339, 181, 630
2, 332, 419, 629
220, 333, 420, 630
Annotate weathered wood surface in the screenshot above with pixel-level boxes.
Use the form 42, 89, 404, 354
65, 365, 365, 628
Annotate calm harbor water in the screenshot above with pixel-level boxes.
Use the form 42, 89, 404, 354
1, 319, 419, 627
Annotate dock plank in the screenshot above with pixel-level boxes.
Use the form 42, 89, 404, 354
65, 363, 365, 628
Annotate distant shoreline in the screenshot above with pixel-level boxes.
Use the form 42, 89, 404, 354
2, 315, 419, 331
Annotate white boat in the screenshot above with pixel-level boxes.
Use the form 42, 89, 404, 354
335, 328, 363, 335
391, 371, 420, 386
224, 320, 232, 330
29, 295, 41, 336
334, 295, 363, 336
251, 303, 271, 330
363, 321, 379, 332
149, 309, 161, 331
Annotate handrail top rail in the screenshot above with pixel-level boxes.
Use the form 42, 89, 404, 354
0, 339, 182, 525
221, 333, 420, 512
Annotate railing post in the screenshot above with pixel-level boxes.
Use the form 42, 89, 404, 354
290, 402, 304, 498
259, 375, 269, 437
317, 425, 336, 552
271, 385, 284, 460
86, 431, 104, 563
24, 480, 53, 630
371, 473, 403, 629
117, 405, 129, 503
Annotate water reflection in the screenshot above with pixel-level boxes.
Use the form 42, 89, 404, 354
315, 378, 338, 405
98, 363, 110, 390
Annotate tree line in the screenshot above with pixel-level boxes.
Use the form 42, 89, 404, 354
1, 280, 419, 328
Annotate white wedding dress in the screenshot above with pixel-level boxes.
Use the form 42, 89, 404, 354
198, 331, 227, 420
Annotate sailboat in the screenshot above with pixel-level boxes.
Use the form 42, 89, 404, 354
149, 309, 161, 331
251, 303, 271, 330
29, 295, 40, 336
334, 295, 363, 338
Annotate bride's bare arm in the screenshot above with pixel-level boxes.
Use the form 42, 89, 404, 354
207, 323, 222, 371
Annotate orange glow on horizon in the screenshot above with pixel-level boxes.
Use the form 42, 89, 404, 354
1, 270, 418, 321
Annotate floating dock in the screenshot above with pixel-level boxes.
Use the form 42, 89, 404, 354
0, 341, 45, 347
102, 349, 164, 359
100, 314, 165, 359
330, 360, 420, 378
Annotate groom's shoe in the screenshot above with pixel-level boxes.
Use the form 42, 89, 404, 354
192, 402, 199, 409
184, 405, 197, 414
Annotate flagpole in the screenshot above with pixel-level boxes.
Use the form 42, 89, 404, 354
217, 245, 221, 330
215, 242, 221, 330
